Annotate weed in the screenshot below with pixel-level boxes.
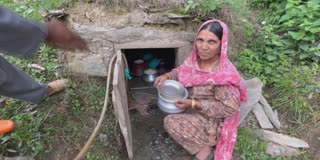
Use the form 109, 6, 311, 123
236, 0, 320, 122
234, 128, 275, 160
0, 1, 123, 159
184, 0, 220, 18
97, 0, 184, 9
0, 0, 65, 158
0, 0, 65, 21
235, 128, 305, 160
0, 100, 52, 157
1, 79, 122, 159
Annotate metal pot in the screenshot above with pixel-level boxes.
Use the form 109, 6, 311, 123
157, 86, 188, 114
158, 80, 186, 100
142, 69, 158, 82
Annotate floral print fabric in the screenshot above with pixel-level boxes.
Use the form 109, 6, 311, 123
164, 84, 239, 155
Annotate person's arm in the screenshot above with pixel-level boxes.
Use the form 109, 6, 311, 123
0, 6, 88, 58
166, 69, 178, 81
0, 6, 48, 58
154, 69, 179, 87
196, 85, 239, 119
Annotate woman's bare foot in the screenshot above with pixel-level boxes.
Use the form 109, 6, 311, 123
174, 155, 193, 160
193, 146, 213, 160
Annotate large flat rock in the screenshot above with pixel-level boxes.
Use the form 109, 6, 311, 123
67, 53, 110, 77
265, 142, 300, 156
252, 103, 273, 129
238, 78, 263, 125
255, 129, 309, 148
259, 95, 281, 129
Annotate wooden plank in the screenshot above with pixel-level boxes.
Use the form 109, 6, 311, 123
114, 40, 190, 50
255, 129, 309, 148
112, 51, 133, 159
259, 95, 281, 129
252, 103, 274, 129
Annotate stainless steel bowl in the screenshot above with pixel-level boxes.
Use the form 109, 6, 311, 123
157, 80, 188, 114
158, 80, 186, 100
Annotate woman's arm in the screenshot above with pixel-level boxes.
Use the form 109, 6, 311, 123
166, 69, 179, 81
194, 85, 239, 119
154, 69, 179, 87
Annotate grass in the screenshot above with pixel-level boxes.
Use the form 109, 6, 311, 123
0, 78, 123, 159
234, 128, 274, 160
227, 1, 318, 159
1, 0, 319, 159
0, 0, 123, 159
1, 0, 67, 83
0, 0, 66, 21
232, 0, 320, 124
234, 128, 309, 160
101, 0, 184, 8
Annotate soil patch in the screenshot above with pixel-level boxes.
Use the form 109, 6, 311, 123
297, 123, 320, 160
130, 107, 189, 160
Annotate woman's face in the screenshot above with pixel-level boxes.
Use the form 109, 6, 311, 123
195, 29, 221, 62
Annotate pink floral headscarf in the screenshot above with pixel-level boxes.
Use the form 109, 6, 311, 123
174, 20, 247, 160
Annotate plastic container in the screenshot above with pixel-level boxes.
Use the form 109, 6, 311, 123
0, 120, 14, 134
131, 59, 147, 76
148, 58, 160, 69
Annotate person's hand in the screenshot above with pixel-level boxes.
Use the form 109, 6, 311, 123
45, 20, 89, 51
175, 99, 192, 109
154, 73, 170, 87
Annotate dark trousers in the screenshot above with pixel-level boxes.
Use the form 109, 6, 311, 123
0, 56, 48, 104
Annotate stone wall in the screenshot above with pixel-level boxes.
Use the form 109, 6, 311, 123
65, 3, 243, 77
67, 23, 195, 77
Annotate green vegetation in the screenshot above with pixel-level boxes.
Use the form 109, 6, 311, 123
1, 0, 65, 21
183, 0, 248, 21
1, 0, 66, 82
184, 0, 220, 18
184, 0, 319, 122
0, 0, 319, 159
0, 0, 122, 159
184, 0, 319, 159
234, 0, 319, 159
234, 128, 275, 160
0, 79, 121, 159
237, 0, 320, 122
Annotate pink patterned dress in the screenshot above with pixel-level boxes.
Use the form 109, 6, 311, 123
164, 68, 239, 155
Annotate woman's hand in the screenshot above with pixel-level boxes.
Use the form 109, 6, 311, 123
175, 99, 200, 110
154, 73, 170, 87
175, 99, 192, 109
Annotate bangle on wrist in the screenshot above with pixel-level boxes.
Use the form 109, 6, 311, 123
166, 73, 171, 79
191, 99, 195, 109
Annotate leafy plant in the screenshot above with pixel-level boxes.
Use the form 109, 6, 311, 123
184, 0, 220, 18
234, 128, 275, 160
236, 0, 320, 121
0, 0, 122, 159
0, 0, 65, 21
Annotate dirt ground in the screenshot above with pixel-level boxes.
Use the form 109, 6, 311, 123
303, 123, 320, 160
130, 107, 189, 160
